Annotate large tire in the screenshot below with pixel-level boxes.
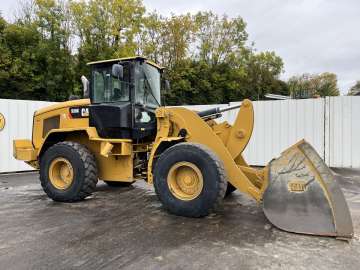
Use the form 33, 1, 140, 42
40, 141, 98, 202
153, 143, 227, 217
104, 181, 134, 187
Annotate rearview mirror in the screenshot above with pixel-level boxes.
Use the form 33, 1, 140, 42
112, 64, 123, 79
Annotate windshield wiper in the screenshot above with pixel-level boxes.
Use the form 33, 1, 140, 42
143, 72, 161, 107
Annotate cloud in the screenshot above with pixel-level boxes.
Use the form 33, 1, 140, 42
143, 0, 360, 94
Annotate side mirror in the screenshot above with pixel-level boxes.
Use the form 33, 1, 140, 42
164, 80, 171, 91
112, 64, 123, 79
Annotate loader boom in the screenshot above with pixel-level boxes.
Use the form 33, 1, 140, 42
148, 99, 263, 200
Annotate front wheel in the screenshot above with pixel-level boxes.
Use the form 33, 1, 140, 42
153, 143, 227, 217
40, 141, 98, 202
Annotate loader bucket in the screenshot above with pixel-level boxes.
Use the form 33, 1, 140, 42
263, 140, 353, 238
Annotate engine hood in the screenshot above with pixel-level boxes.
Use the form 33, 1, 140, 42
35, 99, 90, 116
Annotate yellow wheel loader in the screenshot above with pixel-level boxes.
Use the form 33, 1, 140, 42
13, 56, 353, 238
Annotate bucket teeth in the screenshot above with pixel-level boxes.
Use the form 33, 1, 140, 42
263, 140, 353, 238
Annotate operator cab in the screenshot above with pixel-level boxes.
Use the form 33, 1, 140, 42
87, 56, 163, 140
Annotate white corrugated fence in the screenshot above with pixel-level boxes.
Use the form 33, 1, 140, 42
0, 96, 359, 173
0, 99, 54, 173
232, 99, 325, 166
325, 97, 360, 168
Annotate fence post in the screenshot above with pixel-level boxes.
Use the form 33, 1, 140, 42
324, 96, 330, 166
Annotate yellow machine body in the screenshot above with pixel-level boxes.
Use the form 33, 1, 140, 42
14, 98, 134, 182
14, 98, 264, 198
148, 99, 266, 201
13, 98, 353, 239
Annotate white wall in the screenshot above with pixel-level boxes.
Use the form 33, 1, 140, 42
185, 97, 359, 168
229, 99, 325, 166
325, 96, 360, 168
0, 97, 359, 173
0, 99, 54, 173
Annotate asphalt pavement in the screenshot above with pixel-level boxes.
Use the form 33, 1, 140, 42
0, 168, 359, 270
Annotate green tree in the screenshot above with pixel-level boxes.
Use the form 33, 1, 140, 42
0, 21, 41, 99
0, 0, 76, 101
311, 72, 339, 97
158, 14, 197, 68
164, 53, 286, 105
32, 0, 76, 100
194, 11, 248, 65
288, 73, 339, 98
69, 0, 145, 89
136, 12, 164, 63
348, 81, 360, 95
243, 51, 285, 100
165, 60, 231, 105
0, 15, 11, 97
162, 13, 286, 104
1, 0, 288, 104
288, 74, 312, 98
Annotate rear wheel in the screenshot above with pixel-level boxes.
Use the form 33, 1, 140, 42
104, 181, 134, 187
153, 143, 227, 217
40, 141, 98, 202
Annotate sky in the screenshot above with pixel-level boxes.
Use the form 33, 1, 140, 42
1, 0, 359, 94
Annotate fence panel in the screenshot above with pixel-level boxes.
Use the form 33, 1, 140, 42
227, 99, 325, 166
326, 96, 360, 168
1, 97, 359, 173
0, 99, 53, 173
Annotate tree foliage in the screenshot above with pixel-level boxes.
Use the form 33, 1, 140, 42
0, 0, 75, 100
194, 12, 248, 65
288, 73, 340, 99
0, 0, 322, 104
348, 81, 360, 96
69, 0, 145, 89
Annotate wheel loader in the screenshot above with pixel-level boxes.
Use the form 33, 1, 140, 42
13, 56, 353, 238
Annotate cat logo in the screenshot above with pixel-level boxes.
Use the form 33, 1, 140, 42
288, 180, 307, 192
0, 113, 5, 131
81, 107, 89, 117
69, 106, 89, 118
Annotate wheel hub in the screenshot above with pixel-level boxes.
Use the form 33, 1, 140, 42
49, 157, 74, 190
167, 162, 203, 201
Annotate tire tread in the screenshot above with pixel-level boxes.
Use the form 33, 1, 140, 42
154, 142, 227, 217
40, 141, 98, 202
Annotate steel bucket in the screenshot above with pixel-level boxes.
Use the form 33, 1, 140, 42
263, 140, 353, 238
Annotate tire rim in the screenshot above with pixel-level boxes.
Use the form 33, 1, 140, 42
167, 161, 204, 201
49, 157, 74, 190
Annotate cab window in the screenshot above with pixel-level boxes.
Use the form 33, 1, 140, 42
92, 63, 131, 103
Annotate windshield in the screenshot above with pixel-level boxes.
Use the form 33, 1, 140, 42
92, 64, 131, 103
135, 62, 161, 108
